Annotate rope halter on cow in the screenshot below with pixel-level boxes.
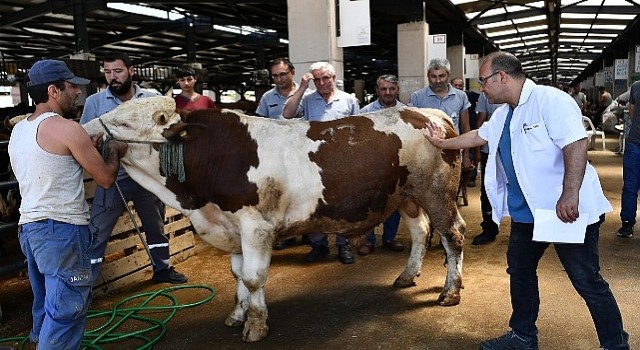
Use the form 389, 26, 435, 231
98, 118, 186, 183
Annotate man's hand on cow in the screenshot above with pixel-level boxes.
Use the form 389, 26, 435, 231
91, 133, 104, 153
108, 140, 128, 159
422, 121, 445, 148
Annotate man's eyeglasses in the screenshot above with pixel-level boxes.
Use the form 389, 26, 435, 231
478, 71, 500, 86
271, 71, 290, 79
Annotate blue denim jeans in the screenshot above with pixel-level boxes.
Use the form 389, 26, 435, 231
366, 211, 401, 245
620, 141, 640, 223
19, 220, 92, 350
308, 233, 348, 246
90, 177, 169, 284
507, 217, 629, 349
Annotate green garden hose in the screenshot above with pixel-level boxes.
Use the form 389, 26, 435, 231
0, 284, 216, 350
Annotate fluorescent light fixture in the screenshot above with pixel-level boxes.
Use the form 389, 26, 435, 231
108, 3, 184, 20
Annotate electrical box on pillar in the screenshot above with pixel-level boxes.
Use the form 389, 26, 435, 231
337, 0, 371, 47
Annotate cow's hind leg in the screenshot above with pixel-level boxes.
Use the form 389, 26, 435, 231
432, 210, 465, 306
394, 202, 429, 288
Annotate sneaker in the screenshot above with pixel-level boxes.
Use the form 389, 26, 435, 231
305, 245, 329, 262
152, 267, 188, 284
273, 237, 296, 250
337, 244, 355, 264
480, 331, 538, 350
617, 221, 634, 238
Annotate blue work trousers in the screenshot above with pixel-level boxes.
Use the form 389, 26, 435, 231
507, 218, 629, 349
19, 220, 92, 350
308, 233, 348, 246
620, 141, 640, 223
90, 177, 169, 284
366, 211, 401, 245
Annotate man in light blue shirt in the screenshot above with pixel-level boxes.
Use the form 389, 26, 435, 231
357, 74, 405, 256
255, 58, 298, 119
409, 58, 472, 169
81, 51, 187, 285
283, 61, 359, 264
283, 62, 359, 122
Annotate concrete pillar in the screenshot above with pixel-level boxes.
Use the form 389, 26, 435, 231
397, 22, 429, 104
447, 45, 465, 82
287, 0, 344, 89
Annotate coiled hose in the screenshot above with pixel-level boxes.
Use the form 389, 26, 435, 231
0, 284, 216, 350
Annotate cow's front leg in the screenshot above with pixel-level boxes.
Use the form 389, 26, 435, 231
225, 253, 249, 327
238, 231, 273, 342
394, 208, 429, 288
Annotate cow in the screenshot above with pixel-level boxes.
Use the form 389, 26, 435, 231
82, 96, 466, 342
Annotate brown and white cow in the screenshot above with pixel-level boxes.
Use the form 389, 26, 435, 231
83, 96, 465, 342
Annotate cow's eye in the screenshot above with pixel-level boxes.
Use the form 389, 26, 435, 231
118, 122, 131, 129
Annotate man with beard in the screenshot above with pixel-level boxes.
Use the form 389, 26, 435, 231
283, 61, 360, 264
423, 51, 629, 350
409, 58, 472, 171
81, 51, 187, 285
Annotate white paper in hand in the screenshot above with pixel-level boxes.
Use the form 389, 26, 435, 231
532, 209, 589, 243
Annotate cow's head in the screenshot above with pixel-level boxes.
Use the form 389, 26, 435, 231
83, 96, 181, 143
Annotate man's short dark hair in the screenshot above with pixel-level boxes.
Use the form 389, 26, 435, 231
28, 80, 65, 104
174, 65, 196, 79
599, 86, 605, 92
104, 51, 133, 67
269, 58, 295, 72
487, 52, 525, 79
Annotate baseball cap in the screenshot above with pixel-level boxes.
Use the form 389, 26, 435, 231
28, 59, 90, 86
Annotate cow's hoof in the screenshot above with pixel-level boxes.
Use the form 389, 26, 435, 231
242, 322, 269, 342
224, 315, 245, 327
393, 276, 417, 288
437, 291, 460, 306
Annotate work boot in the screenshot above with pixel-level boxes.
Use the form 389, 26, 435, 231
305, 245, 329, 262
152, 267, 188, 284
617, 221, 634, 238
480, 331, 539, 350
472, 232, 497, 245
337, 244, 355, 264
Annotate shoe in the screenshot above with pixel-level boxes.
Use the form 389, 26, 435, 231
617, 221, 634, 238
382, 239, 405, 252
337, 244, 356, 264
480, 331, 538, 350
472, 232, 497, 245
358, 243, 374, 256
305, 245, 329, 262
273, 237, 296, 250
152, 267, 188, 284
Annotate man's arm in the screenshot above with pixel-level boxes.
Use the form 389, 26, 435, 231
629, 102, 636, 125
282, 73, 313, 119
64, 121, 127, 188
424, 126, 487, 150
557, 138, 588, 223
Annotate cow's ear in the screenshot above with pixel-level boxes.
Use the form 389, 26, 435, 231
162, 122, 206, 143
